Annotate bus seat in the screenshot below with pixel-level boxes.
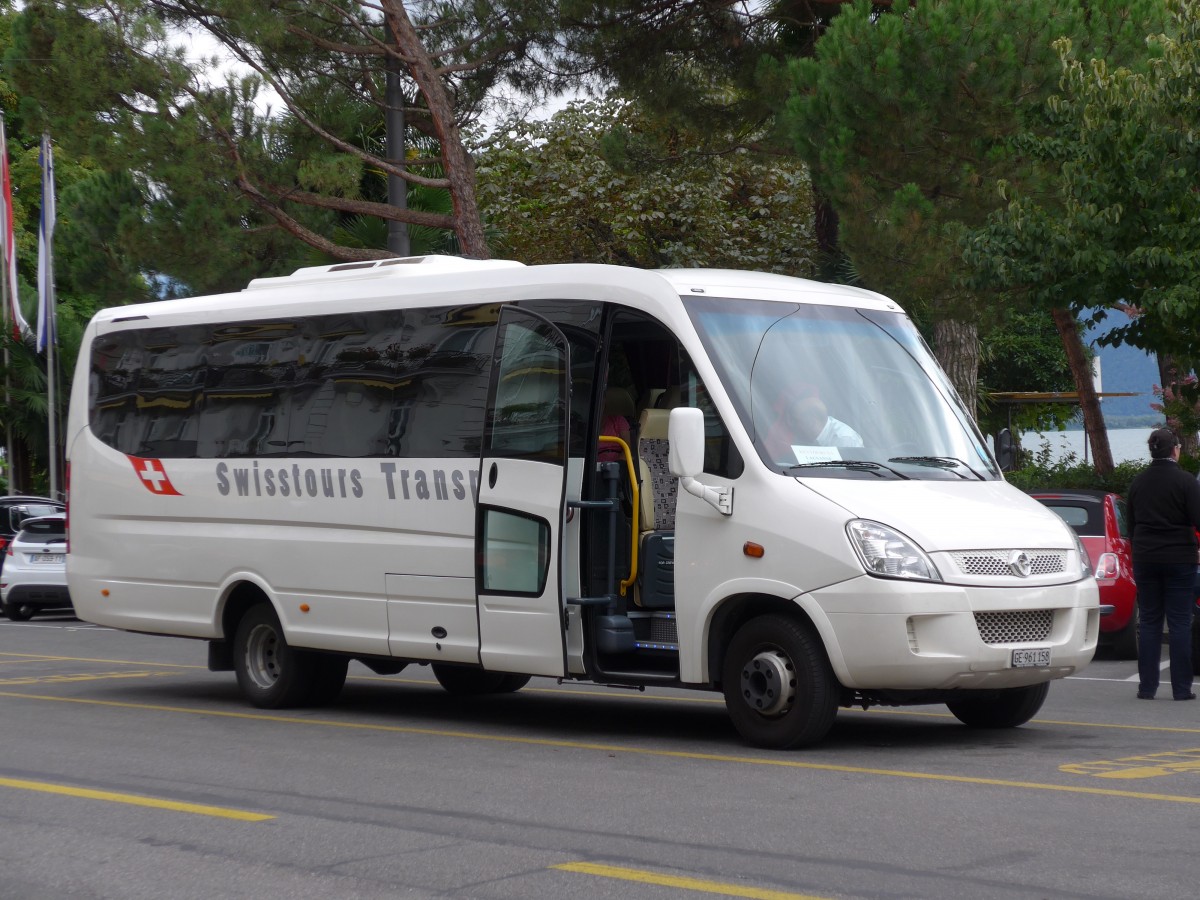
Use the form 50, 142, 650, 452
637, 409, 676, 532
605, 386, 637, 419
638, 387, 665, 414
655, 385, 683, 409
636, 408, 676, 609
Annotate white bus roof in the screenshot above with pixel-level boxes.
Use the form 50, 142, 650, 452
95, 257, 900, 328
243, 255, 527, 291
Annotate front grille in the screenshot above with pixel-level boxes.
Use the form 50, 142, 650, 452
975, 610, 1054, 644
951, 550, 1066, 577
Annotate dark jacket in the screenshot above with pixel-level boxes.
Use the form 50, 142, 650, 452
1127, 458, 1200, 564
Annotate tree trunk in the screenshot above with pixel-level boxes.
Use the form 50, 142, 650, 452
383, 0, 490, 259
932, 318, 979, 422
8, 438, 33, 495
1051, 308, 1113, 475
1154, 351, 1199, 456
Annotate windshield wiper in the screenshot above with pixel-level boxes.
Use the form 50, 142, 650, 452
784, 460, 910, 479
888, 456, 984, 480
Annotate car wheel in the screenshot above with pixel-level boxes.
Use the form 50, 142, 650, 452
1110, 605, 1139, 661
6, 603, 34, 622
233, 604, 317, 708
432, 665, 531, 695
946, 682, 1050, 728
721, 614, 839, 749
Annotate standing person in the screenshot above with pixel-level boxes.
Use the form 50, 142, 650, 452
1126, 427, 1200, 700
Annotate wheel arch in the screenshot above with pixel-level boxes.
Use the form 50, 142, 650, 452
217, 576, 277, 642
705, 593, 826, 688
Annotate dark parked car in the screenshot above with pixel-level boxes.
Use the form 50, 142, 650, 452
1030, 490, 1137, 659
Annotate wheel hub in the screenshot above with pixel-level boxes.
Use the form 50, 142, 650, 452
739, 649, 796, 717
245, 623, 281, 689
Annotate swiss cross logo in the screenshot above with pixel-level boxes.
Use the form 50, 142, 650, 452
127, 456, 183, 496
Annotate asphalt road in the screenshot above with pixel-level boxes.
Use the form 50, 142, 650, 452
2, 617, 1198, 900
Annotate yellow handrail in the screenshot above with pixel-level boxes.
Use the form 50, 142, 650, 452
598, 435, 639, 596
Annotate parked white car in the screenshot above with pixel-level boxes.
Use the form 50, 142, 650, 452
0, 514, 71, 621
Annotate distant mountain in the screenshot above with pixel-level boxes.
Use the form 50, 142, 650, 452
1085, 318, 1160, 421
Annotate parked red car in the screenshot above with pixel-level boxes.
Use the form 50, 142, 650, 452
1030, 490, 1137, 659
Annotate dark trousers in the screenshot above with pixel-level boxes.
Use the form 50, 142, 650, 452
1133, 561, 1195, 698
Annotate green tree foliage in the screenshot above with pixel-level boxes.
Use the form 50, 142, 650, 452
554, 2, 868, 143
475, 97, 818, 272
7, 1, 564, 263
778, 0, 1167, 417
965, 0, 1200, 362
975, 310, 1077, 436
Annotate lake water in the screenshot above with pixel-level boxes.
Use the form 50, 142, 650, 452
1019, 428, 1156, 465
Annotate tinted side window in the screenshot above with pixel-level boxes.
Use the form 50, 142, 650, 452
90, 304, 500, 460
19, 519, 65, 539
1042, 502, 1103, 536
386, 306, 496, 458
521, 299, 602, 458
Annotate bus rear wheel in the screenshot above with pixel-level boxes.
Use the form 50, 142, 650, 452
234, 604, 318, 708
432, 665, 531, 695
721, 614, 838, 749
946, 682, 1049, 728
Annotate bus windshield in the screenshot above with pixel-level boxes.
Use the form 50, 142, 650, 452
685, 297, 1000, 481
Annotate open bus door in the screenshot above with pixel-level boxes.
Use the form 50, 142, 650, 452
475, 307, 570, 677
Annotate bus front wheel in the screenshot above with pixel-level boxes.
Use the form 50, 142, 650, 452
721, 614, 838, 749
234, 604, 318, 709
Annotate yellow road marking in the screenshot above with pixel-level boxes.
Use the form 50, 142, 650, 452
0, 776, 273, 821
2, 690, 1199, 805
1061, 748, 1200, 779
554, 861, 831, 900
0, 671, 178, 686
0, 651, 204, 669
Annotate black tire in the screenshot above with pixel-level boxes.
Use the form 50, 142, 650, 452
6, 603, 34, 622
946, 682, 1049, 729
360, 659, 408, 676
1110, 605, 1138, 661
432, 665, 531, 695
309, 655, 350, 706
233, 604, 317, 708
721, 614, 839, 750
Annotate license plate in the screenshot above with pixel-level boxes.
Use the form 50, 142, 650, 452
1012, 647, 1051, 668
33, 554, 64, 564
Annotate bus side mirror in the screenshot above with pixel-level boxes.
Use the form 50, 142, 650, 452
995, 428, 1017, 471
669, 407, 732, 515
668, 407, 705, 477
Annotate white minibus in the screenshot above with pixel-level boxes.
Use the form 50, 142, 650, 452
66, 257, 1098, 748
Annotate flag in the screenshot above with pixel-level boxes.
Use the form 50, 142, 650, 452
36, 134, 56, 354
0, 117, 31, 339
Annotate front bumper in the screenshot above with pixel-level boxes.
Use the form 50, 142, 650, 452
3, 583, 72, 610
807, 576, 1099, 690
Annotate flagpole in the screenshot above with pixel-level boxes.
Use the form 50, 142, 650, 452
1, 112, 14, 496
39, 133, 58, 500
0, 217, 11, 498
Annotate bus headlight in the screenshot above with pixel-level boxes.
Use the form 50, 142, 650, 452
847, 519, 942, 582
